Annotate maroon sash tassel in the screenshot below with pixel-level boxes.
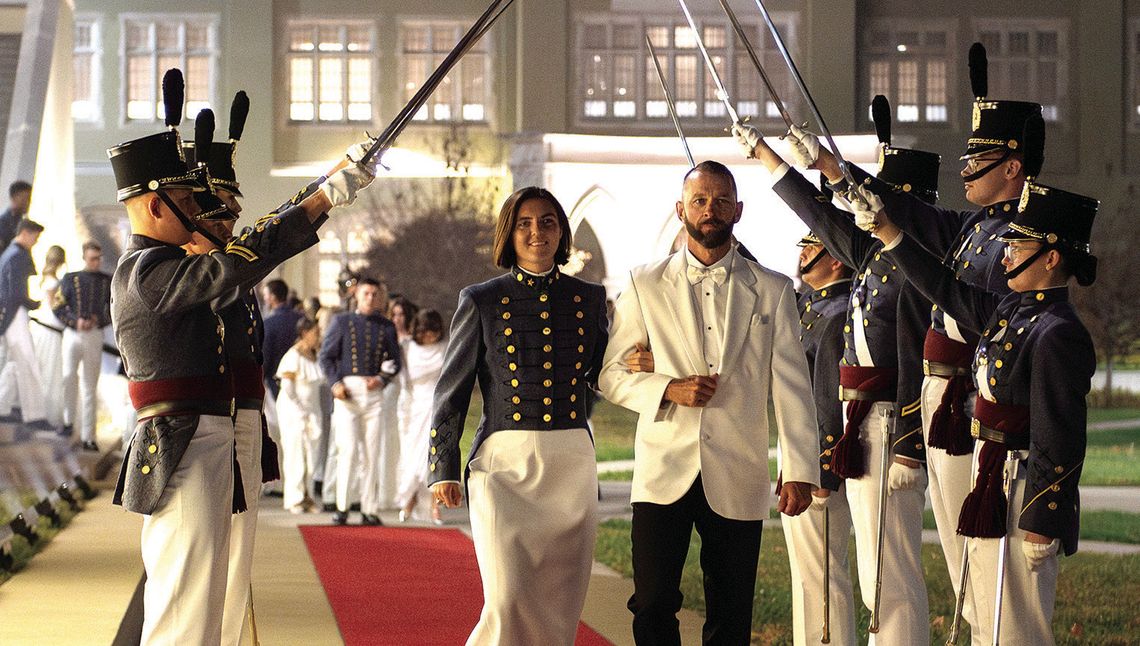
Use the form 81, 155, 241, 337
928, 375, 976, 455
831, 366, 897, 480
957, 441, 1006, 538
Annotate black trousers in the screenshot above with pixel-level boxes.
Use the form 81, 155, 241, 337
628, 474, 764, 646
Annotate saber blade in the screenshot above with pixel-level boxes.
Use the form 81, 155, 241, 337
675, 0, 741, 124
646, 36, 695, 168
750, 0, 858, 188
716, 0, 793, 129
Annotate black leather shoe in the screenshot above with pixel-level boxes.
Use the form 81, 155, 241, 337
57, 424, 74, 438
322, 502, 337, 512
332, 511, 348, 526
361, 513, 382, 526
23, 419, 54, 432
81, 440, 99, 452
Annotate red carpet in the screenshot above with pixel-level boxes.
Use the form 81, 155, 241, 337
301, 526, 613, 645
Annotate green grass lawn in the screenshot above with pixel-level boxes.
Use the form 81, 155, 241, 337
595, 519, 1140, 644
1087, 407, 1140, 424
922, 508, 1140, 545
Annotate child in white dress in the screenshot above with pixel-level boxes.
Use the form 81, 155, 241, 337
275, 318, 325, 513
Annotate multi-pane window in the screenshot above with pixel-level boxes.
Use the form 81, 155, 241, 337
863, 21, 953, 124
401, 22, 490, 122
287, 22, 374, 122
73, 18, 100, 122
975, 19, 1067, 122
575, 13, 799, 126
122, 16, 216, 122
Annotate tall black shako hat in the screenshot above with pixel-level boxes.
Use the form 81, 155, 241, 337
184, 109, 234, 222
872, 95, 941, 204
107, 69, 206, 202
998, 114, 1098, 285
963, 42, 1043, 161
184, 91, 249, 198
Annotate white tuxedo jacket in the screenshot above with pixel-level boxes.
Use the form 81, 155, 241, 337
599, 250, 820, 520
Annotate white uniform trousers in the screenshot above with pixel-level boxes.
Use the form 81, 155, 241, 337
844, 401, 930, 646
333, 376, 385, 514
0, 308, 46, 421
784, 482, 857, 646
466, 429, 598, 646
920, 375, 980, 637
62, 327, 103, 441
377, 382, 401, 510
220, 408, 264, 646
139, 414, 234, 646
964, 453, 1057, 645
278, 399, 321, 509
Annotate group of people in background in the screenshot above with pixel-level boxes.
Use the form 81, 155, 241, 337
259, 276, 449, 526
0, 178, 114, 453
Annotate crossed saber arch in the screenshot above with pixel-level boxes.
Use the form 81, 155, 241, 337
657, 1, 1012, 644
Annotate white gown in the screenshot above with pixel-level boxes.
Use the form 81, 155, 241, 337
395, 338, 446, 518
30, 277, 63, 427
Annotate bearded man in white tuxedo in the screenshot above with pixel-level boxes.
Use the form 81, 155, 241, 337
600, 160, 819, 645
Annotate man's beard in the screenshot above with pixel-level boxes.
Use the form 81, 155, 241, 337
684, 217, 733, 249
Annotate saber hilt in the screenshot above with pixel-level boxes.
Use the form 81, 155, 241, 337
868, 406, 894, 633
646, 36, 695, 168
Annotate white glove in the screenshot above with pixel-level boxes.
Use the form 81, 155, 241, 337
319, 164, 375, 208
836, 184, 885, 232
731, 123, 762, 159
810, 492, 830, 510
887, 460, 923, 495
346, 140, 382, 176
1021, 538, 1060, 571
786, 124, 820, 169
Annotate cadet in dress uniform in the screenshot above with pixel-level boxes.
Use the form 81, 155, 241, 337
429, 187, 608, 646
0, 218, 50, 430
785, 46, 1042, 637
735, 107, 935, 643
787, 231, 858, 646
869, 176, 1097, 644
52, 241, 112, 451
182, 101, 285, 646
108, 69, 377, 645
319, 277, 401, 526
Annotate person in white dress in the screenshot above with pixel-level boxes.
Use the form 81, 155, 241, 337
396, 308, 446, 523
31, 245, 65, 429
276, 317, 325, 513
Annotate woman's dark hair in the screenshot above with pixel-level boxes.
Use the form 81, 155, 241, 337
412, 309, 445, 345
491, 186, 572, 269
296, 317, 318, 337
388, 296, 419, 325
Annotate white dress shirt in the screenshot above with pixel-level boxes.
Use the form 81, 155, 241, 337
684, 247, 735, 375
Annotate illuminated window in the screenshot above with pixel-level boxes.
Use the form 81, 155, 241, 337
863, 22, 952, 125
400, 21, 491, 123
122, 15, 217, 123
73, 18, 100, 122
975, 19, 1068, 123
575, 13, 799, 126
287, 22, 374, 123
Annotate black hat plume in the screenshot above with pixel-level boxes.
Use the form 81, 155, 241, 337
969, 42, 988, 99
228, 91, 249, 142
871, 95, 892, 146
1021, 113, 1046, 180
162, 68, 184, 129
194, 109, 215, 168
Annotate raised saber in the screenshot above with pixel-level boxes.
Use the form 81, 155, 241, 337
646, 36, 695, 168
358, 0, 513, 166
675, 0, 742, 125
716, 0, 794, 130
750, 0, 858, 189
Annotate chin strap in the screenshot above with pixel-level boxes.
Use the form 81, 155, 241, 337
799, 247, 828, 276
1002, 244, 1050, 281
962, 150, 1013, 183
155, 188, 228, 249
